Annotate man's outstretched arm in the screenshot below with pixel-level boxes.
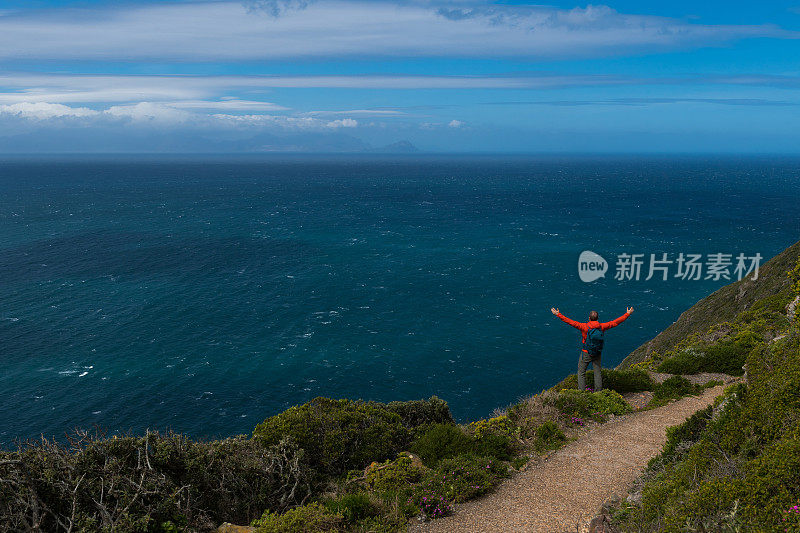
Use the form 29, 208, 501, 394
551, 307, 585, 330
601, 307, 634, 330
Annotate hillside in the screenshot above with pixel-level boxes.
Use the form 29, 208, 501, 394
619, 238, 800, 368
605, 239, 800, 531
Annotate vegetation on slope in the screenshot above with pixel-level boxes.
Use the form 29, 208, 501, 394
0, 385, 640, 532
620, 239, 800, 368
610, 253, 800, 532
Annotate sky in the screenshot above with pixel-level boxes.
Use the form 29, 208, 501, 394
0, 0, 799, 153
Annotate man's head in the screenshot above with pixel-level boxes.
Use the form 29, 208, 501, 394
589, 310, 599, 321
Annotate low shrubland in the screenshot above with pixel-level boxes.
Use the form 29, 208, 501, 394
610, 257, 800, 532
651, 291, 792, 376
0, 431, 311, 532
0, 367, 732, 533
252, 397, 452, 480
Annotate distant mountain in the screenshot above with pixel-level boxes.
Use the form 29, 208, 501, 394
0, 127, 415, 154
364, 140, 420, 153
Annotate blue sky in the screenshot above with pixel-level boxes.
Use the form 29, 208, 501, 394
0, 0, 799, 152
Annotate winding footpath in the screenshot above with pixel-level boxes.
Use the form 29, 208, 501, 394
409, 384, 729, 533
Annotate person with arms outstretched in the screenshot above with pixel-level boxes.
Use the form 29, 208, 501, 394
550, 306, 634, 392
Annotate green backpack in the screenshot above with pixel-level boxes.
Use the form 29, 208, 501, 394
584, 327, 604, 356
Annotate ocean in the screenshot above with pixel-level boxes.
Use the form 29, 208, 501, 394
1, 154, 798, 447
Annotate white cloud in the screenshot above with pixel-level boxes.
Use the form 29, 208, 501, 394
0, 102, 98, 119
0, 1, 793, 62
104, 102, 194, 123
167, 99, 288, 112
243, 0, 315, 17
0, 73, 625, 104
212, 113, 323, 130
3, 72, 798, 109
0, 99, 361, 135
326, 118, 358, 128
448, 119, 464, 128
302, 109, 404, 116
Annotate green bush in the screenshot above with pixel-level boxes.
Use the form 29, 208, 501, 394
252, 502, 344, 532
323, 492, 377, 524
511, 455, 530, 470
661, 405, 712, 460
411, 454, 509, 518
656, 337, 753, 375
790, 257, 800, 322
409, 419, 516, 467
740, 431, 800, 525
472, 433, 515, 461
409, 424, 472, 467
532, 420, 566, 453
648, 375, 703, 407
381, 396, 453, 428
364, 454, 425, 493
354, 514, 411, 533
252, 397, 447, 478
552, 389, 632, 421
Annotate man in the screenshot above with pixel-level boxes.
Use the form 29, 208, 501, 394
550, 306, 634, 392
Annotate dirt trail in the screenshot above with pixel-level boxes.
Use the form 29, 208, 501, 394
409, 385, 727, 533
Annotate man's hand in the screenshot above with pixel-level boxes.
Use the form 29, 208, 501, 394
627, 306, 634, 314
551, 307, 560, 316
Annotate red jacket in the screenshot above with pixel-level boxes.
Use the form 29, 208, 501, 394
556, 312, 630, 353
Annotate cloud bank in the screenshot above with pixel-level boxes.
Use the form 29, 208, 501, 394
0, 1, 794, 61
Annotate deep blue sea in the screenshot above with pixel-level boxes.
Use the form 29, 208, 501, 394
2, 155, 799, 447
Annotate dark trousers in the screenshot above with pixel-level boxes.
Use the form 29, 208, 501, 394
577, 350, 602, 391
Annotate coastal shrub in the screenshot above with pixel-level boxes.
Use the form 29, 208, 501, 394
411, 489, 453, 520
382, 396, 453, 428
409, 420, 515, 466
409, 423, 472, 467
790, 257, 800, 322
656, 339, 752, 376
364, 454, 425, 493
783, 501, 800, 532
506, 390, 561, 439
467, 416, 517, 460
552, 368, 653, 394
552, 389, 632, 421
647, 375, 702, 408
411, 454, 508, 517
740, 431, 800, 524
472, 432, 515, 461
532, 420, 566, 453
432, 454, 509, 502
660, 405, 713, 460
0, 431, 311, 532
252, 397, 426, 478
511, 455, 530, 470
655, 292, 792, 377
354, 514, 411, 533
591, 390, 634, 416
252, 502, 344, 532
323, 492, 377, 524
468, 415, 517, 440
612, 327, 800, 532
